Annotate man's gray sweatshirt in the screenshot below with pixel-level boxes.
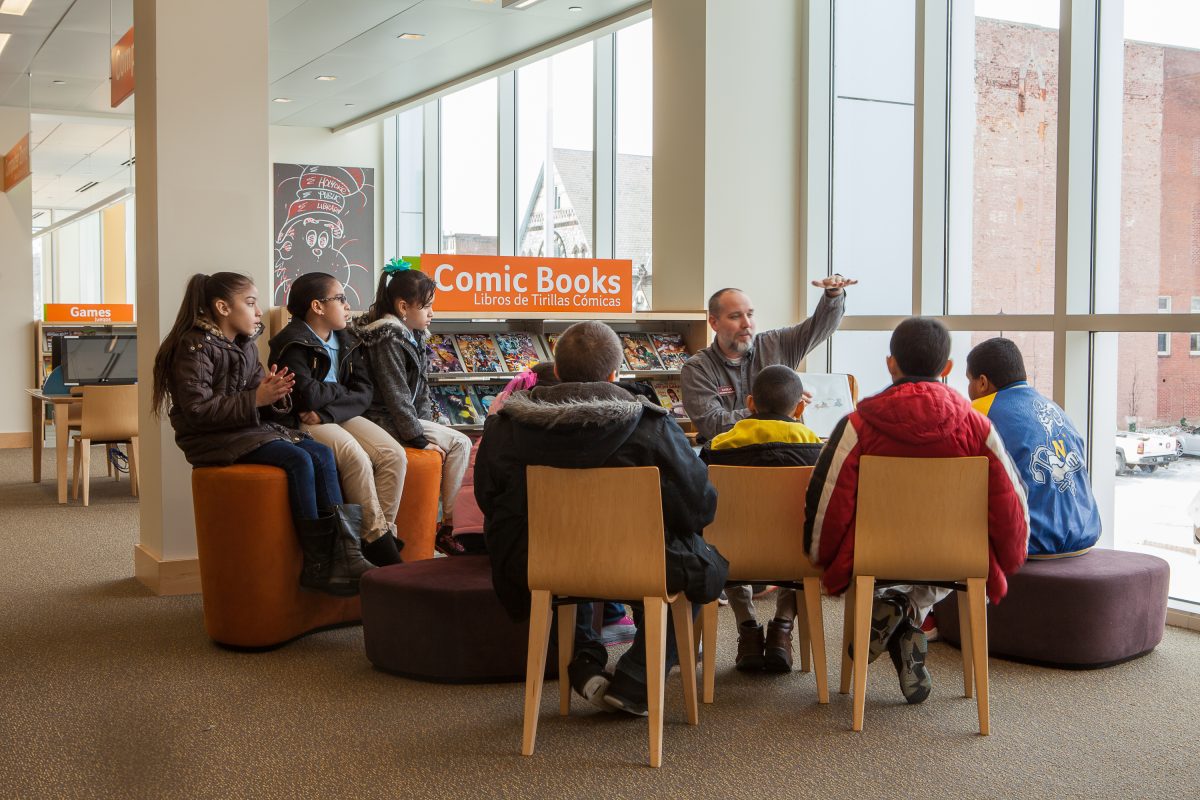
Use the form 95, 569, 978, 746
680, 293, 846, 443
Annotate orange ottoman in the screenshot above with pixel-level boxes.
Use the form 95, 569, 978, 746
192, 465, 361, 648
397, 446, 443, 561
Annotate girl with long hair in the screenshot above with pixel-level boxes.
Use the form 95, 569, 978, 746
152, 272, 372, 595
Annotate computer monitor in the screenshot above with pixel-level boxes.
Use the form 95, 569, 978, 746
61, 335, 138, 386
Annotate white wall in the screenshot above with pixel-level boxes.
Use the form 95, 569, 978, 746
269, 124, 385, 281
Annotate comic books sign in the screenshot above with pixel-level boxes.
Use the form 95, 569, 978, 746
422, 254, 632, 314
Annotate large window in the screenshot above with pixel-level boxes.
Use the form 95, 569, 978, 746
440, 79, 498, 255
831, 0, 915, 315
616, 18, 654, 310
517, 42, 595, 261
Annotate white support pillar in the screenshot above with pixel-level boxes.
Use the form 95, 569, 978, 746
0, 103, 32, 446
133, 0, 270, 594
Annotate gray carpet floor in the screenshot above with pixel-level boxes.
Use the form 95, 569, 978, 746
0, 445, 1197, 799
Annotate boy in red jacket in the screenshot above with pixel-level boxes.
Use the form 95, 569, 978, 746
803, 317, 1029, 704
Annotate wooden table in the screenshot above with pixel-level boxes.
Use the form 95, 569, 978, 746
27, 388, 81, 504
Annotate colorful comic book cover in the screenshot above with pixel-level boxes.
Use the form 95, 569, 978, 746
651, 379, 686, 417
430, 384, 484, 425
650, 332, 690, 370
494, 332, 542, 373
470, 383, 506, 416
425, 333, 465, 373
619, 332, 664, 371
544, 333, 561, 356
455, 333, 504, 373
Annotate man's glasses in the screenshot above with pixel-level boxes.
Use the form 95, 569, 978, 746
319, 294, 348, 305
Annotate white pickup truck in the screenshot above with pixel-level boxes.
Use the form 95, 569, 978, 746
1115, 431, 1179, 475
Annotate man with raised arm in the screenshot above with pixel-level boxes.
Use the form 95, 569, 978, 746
681, 275, 856, 443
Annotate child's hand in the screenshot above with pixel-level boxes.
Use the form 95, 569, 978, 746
255, 365, 294, 406
298, 411, 321, 425
425, 443, 447, 460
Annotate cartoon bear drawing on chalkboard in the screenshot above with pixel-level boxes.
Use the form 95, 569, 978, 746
273, 164, 374, 309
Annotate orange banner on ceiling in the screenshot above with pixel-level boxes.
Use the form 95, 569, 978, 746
44, 304, 135, 323
420, 254, 633, 314
3, 133, 29, 192
111, 26, 135, 108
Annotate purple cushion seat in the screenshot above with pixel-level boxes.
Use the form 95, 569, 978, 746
933, 548, 1170, 669
361, 554, 546, 683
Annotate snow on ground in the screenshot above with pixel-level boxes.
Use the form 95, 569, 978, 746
1114, 455, 1200, 603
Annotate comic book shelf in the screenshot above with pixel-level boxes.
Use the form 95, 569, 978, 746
425, 311, 709, 433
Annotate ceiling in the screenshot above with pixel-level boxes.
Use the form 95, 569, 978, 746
1, 0, 646, 211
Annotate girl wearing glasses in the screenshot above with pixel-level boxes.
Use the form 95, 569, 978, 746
267, 272, 406, 567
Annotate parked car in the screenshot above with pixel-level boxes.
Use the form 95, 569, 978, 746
1115, 431, 1180, 475
1176, 427, 1200, 458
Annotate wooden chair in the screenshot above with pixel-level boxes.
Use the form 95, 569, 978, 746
71, 385, 139, 506
699, 465, 828, 705
840, 456, 991, 734
522, 465, 698, 768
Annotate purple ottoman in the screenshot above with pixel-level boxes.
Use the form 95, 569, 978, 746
934, 549, 1170, 669
361, 555, 548, 683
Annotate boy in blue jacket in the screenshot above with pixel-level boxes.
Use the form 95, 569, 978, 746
966, 337, 1101, 558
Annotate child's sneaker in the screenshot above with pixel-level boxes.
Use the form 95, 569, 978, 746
717, 591, 730, 607
433, 524, 466, 556
888, 620, 932, 704
735, 620, 765, 672
602, 669, 649, 717
599, 615, 637, 647
847, 595, 906, 664
566, 652, 614, 712
920, 611, 939, 642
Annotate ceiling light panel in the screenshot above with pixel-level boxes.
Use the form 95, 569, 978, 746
0, 0, 33, 16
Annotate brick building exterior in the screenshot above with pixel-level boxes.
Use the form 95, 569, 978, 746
974, 19, 1200, 427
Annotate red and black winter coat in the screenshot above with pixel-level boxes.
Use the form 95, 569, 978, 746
803, 378, 1029, 603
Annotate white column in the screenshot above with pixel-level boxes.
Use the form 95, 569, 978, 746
1, 104, 33, 445
133, 0, 270, 593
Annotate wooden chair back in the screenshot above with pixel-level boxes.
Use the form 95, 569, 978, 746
267, 307, 289, 337
526, 465, 666, 600
704, 465, 819, 582
854, 455, 989, 580
79, 385, 138, 442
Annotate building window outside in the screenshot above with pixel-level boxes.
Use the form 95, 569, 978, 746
440, 79, 499, 255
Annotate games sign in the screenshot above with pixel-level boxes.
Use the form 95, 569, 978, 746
422, 254, 633, 314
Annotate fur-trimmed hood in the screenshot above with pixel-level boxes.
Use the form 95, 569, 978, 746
499, 382, 667, 468
350, 313, 425, 349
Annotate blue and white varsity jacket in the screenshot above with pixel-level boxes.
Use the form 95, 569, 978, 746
973, 381, 1101, 558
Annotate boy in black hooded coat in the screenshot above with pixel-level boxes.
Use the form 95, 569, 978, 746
475, 321, 726, 716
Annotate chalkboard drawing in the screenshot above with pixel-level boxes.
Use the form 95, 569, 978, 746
273, 164, 375, 309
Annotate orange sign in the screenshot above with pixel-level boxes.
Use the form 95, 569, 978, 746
44, 304, 135, 323
3, 133, 29, 191
421, 254, 632, 314
111, 26, 135, 108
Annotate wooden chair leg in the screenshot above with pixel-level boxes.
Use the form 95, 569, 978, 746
795, 589, 812, 674
557, 603, 575, 716
521, 590, 554, 756
701, 600, 718, 704
839, 589, 855, 695
803, 577, 829, 704
644, 595, 668, 768
967, 578, 990, 736
72, 438, 82, 500
80, 438, 92, 507
128, 437, 139, 498
851, 576, 874, 732
669, 597, 698, 726
957, 589, 974, 699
